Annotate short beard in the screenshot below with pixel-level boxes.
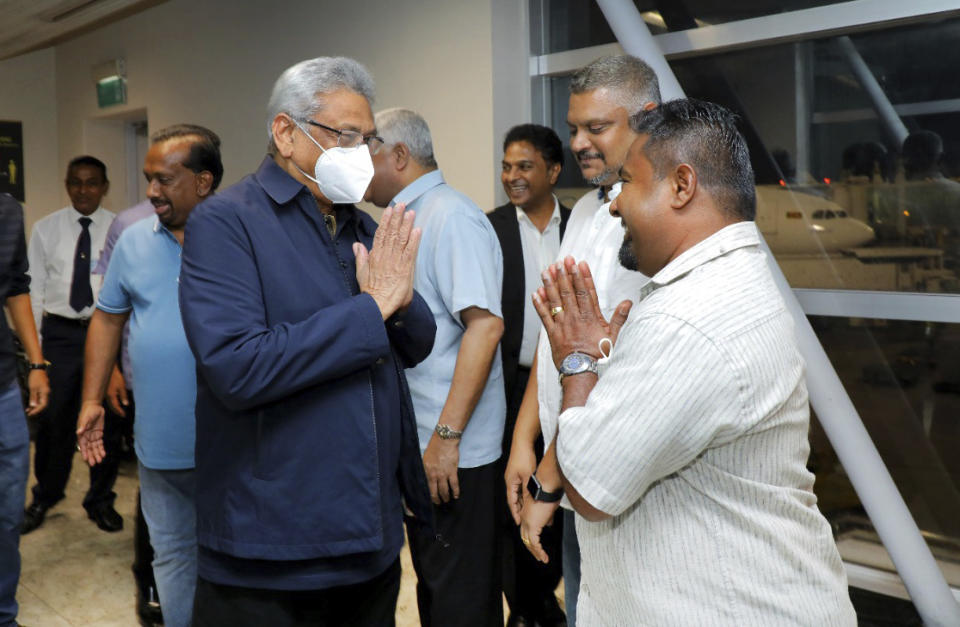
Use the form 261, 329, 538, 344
587, 165, 617, 187
618, 238, 639, 271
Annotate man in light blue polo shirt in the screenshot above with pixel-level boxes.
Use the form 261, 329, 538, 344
76, 124, 223, 627
366, 108, 506, 627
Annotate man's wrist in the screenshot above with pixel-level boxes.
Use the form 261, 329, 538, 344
512, 428, 538, 450
557, 351, 598, 383
528, 473, 564, 502
560, 371, 598, 385
434, 423, 463, 440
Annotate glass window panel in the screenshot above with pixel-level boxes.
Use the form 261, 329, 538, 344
808, 316, 960, 586
532, 0, 846, 54
545, 18, 960, 293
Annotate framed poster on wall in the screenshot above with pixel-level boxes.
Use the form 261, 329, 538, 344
0, 121, 24, 202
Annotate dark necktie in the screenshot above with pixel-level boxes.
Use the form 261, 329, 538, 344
69, 217, 94, 312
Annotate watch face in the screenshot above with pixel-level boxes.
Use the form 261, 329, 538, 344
562, 353, 589, 372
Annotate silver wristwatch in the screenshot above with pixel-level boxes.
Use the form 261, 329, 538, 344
558, 351, 598, 383
435, 423, 463, 440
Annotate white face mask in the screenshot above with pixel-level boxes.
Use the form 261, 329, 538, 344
294, 121, 375, 204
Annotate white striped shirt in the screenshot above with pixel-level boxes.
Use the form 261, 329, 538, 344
557, 222, 855, 626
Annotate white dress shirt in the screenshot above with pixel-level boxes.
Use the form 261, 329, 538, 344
28, 206, 115, 328
557, 222, 855, 626
516, 197, 561, 367
536, 184, 649, 509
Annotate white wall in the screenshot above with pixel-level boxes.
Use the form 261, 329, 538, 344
0, 48, 59, 233
47, 0, 526, 217
491, 0, 532, 208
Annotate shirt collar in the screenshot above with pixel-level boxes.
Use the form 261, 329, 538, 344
642, 221, 760, 298
255, 155, 307, 205
150, 215, 182, 243
69, 206, 109, 224
391, 170, 444, 207
607, 182, 622, 204
596, 182, 622, 203
515, 196, 561, 228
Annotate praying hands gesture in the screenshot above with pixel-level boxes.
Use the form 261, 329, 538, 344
354, 203, 422, 320
516, 256, 632, 563
532, 256, 632, 369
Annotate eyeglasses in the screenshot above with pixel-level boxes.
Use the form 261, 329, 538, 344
302, 119, 385, 155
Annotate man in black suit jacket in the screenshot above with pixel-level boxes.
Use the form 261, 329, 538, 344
489, 124, 570, 627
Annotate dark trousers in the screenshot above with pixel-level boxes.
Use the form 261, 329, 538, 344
406, 460, 503, 627
32, 315, 119, 511
192, 558, 401, 627
125, 392, 158, 594
500, 367, 564, 620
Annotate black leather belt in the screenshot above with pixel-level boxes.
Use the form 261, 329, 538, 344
42, 312, 90, 327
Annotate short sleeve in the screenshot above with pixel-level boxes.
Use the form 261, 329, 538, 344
94, 214, 125, 275
432, 208, 503, 322
96, 232, 132, 314
556, 314, 744, 517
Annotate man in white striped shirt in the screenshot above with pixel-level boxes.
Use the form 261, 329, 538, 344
521, 99, 856, 625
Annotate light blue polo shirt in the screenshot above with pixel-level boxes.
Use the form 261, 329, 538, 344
394, 170, 506, 468
97, 217, 196, 470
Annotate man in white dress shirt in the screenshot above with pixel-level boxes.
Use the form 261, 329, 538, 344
488, 124, 570, 627
523, 99, 856, 625
22, 156, 120, 534
504, 54, 660, 625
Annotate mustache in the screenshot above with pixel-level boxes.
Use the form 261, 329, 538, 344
576, 150, 604, 162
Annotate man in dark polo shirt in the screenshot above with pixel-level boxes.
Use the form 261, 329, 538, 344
179, 56, 434, 626
0, 193, 49, 627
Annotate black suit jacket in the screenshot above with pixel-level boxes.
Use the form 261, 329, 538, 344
488, 201, 571, 412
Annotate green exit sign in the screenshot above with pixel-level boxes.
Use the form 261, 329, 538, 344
97, 76, 126, 108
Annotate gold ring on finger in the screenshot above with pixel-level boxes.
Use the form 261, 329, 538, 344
550, 306, 564, 318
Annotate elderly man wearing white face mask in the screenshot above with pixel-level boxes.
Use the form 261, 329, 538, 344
178, 57, 437, 626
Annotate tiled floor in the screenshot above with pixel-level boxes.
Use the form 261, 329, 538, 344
15, 447, 536, 626
16, 449, 427, 626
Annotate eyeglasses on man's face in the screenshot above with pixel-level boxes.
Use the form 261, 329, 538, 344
302, 119, 385, 155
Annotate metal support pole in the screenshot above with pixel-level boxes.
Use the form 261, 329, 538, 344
594, 0, 684, 99
594, 1, 960, 624
836, 35, 909, 148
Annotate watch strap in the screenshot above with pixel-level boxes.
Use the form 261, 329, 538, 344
558, 351, 598, 383
435, 423, 463, 440
527, 474, 563, 503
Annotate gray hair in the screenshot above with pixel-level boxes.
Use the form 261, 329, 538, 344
266, 56, 376, 150
570, 55, 662, 115
374, 108, 438, 168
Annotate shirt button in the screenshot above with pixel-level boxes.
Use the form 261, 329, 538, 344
339, 261, 348, 269
375, 357, 386, 365
393, 319, 405, 328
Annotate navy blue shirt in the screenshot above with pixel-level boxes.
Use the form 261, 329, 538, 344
179, 157, 435, 590
0, 194, 30, 387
